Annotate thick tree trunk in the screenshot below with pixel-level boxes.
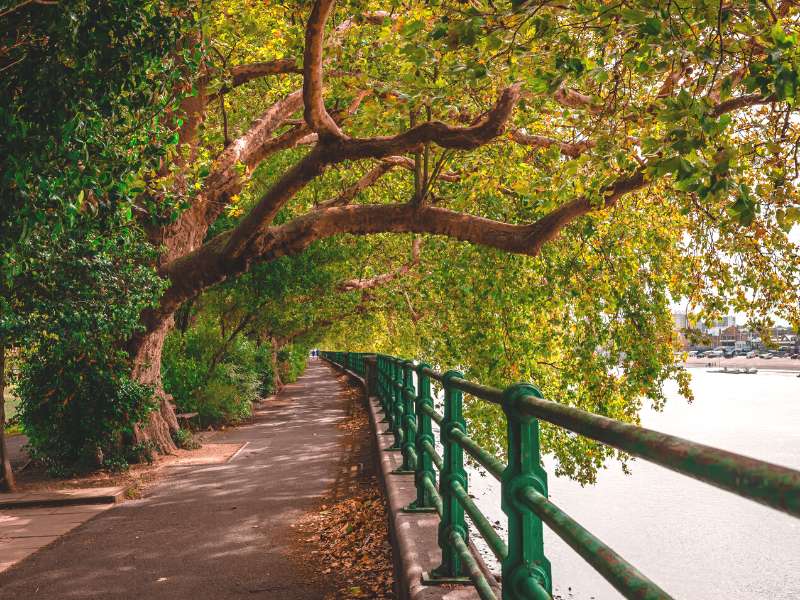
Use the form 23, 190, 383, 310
130, 314, 179, 454
0, 346, 17, 493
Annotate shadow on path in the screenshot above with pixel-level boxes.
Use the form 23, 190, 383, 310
0, 360, 349, 599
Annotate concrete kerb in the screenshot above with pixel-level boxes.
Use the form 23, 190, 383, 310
321, 358, 501, 600
0, 486, 125, 510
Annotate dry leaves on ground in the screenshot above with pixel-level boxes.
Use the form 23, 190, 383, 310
296, 373, 395, 599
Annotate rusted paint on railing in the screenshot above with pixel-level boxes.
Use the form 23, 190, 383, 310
520, 487, 673, 600
513, 394, 800, 518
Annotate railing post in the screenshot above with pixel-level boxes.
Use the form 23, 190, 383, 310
378, 354, 391, 423
387, 358, 404, 450
394, 360, 416, 473
391, 358, 405, 450
365, 355, 378, 396
428, 370, 470, 583
376, 356, 383, 403
501, 383, 552, 598
405, 362, 437, 513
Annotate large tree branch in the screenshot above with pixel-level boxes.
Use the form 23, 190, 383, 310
333, 84, 522, 160
206, 59, 302, 104
227, 58, 301, 87
511, 130, 596, 158
220, 147, 330, 260
201, 90, 304, 210
210, 89, 368, 202
152, 89, 306, 264
256, 170, 645, 263
337, 237, 422, 291
155, 78, 768, 323
216, 84, 518, 260
711, 92, 773, 116
303, 0, 343, 139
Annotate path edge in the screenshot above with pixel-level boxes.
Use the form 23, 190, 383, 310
321, 358, 500, 600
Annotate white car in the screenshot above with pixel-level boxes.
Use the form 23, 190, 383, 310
759, 352, 773, 359
746, 351, 758, 358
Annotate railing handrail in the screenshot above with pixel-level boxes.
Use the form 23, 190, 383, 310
419, 365, 799, 518
320, 350, 800, 600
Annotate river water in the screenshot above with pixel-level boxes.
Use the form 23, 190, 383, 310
458, 368, 800, 599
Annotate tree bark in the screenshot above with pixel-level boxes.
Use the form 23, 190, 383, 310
0, 344, 17, 493
130, 314, 179, 453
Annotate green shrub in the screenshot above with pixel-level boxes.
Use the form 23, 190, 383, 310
161, 328, 209, 412
16, 347, 156, 475
172, 427, 200, 450
254, 344, 276, 396
162, 321, 275, 427
277, 343, 309, 384
194, 363, 258, 424
8, 228, 165, 475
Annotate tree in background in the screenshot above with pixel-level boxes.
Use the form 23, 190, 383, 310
161, 234, 421, 425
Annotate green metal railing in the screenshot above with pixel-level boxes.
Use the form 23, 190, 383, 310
320, 351, 800, 600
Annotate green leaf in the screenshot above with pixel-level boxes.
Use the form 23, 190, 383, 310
401, 19, 425, 37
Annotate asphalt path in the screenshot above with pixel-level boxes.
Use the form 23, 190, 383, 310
0, 360, 349, 599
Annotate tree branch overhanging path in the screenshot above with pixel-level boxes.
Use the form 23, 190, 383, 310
129, 0, 789, 450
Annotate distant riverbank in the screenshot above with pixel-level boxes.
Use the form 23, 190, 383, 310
683, 356, 800, 372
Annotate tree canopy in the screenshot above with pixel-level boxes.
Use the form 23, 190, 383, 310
2, 0, 800, 480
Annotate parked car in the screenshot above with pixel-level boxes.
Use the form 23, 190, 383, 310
688, 350, 698, 357
759, 352, 773, 359
746, 351, 758, 358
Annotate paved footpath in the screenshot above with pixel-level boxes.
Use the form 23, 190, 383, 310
0, 360, 349, 599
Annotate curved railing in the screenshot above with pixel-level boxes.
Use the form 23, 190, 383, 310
320, 351, 800, 600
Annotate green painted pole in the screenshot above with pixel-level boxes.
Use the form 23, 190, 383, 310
387, 359, 404, 450
396, 360, 417, 473
385, 358, 396, 430
382, 356, 391, 419
406, 362, 438, 512
428, 370, 470, 583
501, 383, 552, 599
378, 356, 390, 420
